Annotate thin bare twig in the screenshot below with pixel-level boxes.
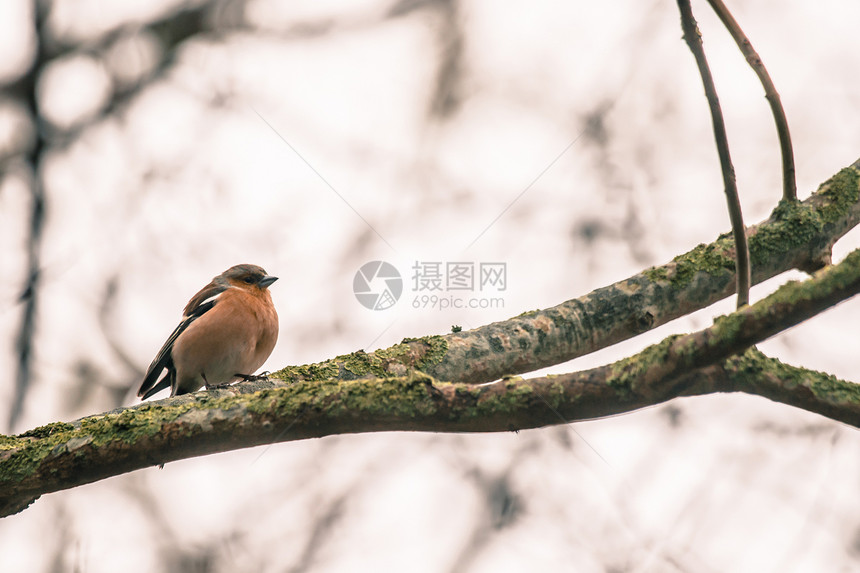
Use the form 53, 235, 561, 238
676, 0, 751, 308
706, 0, 797, 202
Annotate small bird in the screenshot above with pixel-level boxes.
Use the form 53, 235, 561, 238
138, 264, 279, 400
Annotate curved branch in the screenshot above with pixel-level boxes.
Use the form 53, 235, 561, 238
706, 0, 797, 201
3, 246, 859, 517
677, 0, 750, 308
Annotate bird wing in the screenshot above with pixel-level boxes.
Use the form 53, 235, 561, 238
184, 282, 228, 316
137, 292, 223, 398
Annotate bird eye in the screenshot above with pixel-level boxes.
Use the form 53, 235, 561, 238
243, 276, 255, 284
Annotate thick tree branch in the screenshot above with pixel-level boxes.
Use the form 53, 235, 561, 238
683, 349, 860, 427
281, 162, 860, 386
2, 245, 859, 517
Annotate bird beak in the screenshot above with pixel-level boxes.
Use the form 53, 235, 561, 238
258, 275, 278, 288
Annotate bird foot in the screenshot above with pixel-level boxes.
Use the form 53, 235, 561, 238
205, 381, 234, 390
235, 371, 271, 382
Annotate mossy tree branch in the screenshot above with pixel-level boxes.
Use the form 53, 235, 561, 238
2, 243, 860, 518
279, 161, 860, 386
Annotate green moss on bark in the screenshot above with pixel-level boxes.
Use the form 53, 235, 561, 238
607, 335, 682, 396
817, 167, 860, 223
272, 336, 448, 383
670, 240, 736, 288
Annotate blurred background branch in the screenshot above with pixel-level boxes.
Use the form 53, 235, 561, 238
4, 0, 234, 430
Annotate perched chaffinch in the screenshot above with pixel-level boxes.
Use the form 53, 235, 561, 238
138, 264, 279, 400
